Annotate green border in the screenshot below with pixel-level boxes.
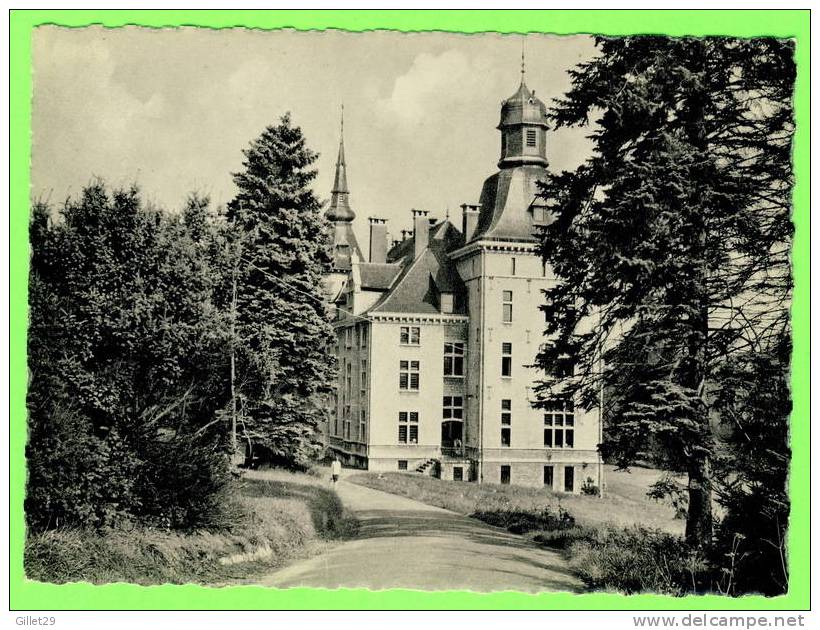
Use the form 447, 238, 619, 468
9, 9, 810, 611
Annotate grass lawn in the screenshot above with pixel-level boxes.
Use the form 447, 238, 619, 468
349, 464, 684, 534
25, 468, 358, 585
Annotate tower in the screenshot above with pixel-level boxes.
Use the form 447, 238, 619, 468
326, 106, 363, 272
497, 52, 549, 169
449, 63, 602, 491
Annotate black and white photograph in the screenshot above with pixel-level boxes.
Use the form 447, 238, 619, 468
25, 24, 795, 598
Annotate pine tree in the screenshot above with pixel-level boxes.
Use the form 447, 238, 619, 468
535, 37, 794, 550
228, 114, 335, 467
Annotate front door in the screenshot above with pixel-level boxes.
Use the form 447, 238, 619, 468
441, 421, 463, 449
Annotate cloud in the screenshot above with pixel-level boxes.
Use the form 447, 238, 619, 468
375, 49, 502, 133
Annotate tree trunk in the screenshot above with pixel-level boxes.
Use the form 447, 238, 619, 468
684, 298, 714, 548
230, 263, 238, 459
686, 454, 713, 547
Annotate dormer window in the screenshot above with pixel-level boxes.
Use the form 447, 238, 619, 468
526, 129, 537, 147
532, 205, 547, 223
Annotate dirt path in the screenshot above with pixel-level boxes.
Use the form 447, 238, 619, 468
259, 478, 583, 593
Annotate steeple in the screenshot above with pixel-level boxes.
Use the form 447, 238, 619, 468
497, 47, 549, 169
325, 105, 363, 271
327, 105, 354, 221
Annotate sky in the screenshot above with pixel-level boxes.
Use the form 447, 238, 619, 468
31, 27, 597, 256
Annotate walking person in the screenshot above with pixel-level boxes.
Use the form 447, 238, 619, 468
331, 455, 342, 487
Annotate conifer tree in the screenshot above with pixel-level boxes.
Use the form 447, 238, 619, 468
535, 37, 794, 550
228, 114, 335, 467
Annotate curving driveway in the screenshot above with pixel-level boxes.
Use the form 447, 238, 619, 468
260, 478, 583, 593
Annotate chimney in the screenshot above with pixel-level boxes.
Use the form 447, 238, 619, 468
462, 203, 480, 243
368, 217, 388, 263
412, 209, 430, 259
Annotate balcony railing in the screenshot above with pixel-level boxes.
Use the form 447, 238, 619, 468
440, 445, 468, 459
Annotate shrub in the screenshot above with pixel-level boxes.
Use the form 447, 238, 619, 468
25, 401, 141, 531
472, 506, 575, 535
567, 526, 708, 595
532, 526, 595, 550
135, 431, 231, 530
581, 477, 600, 496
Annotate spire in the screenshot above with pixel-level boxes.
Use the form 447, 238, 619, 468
324, 103, 361, 271
327, 105, 354, 222
521, 37, 526, 84
332, 104, 349, 195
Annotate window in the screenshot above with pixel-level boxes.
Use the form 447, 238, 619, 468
359, 409, 366, 441
501, 427, 511, 447
441, 293, 454, 313
360, 325, 368, 348
501, 399, 511, 425
501, 343, 512, 377
346, 362, 352, 398
526, 128, 537, 147
398, 411, 419, 444
360, 359, 367, 393
443, 342, 465, 376
544, 465, 554, 488
564, 466, 575, 492
345, 327, 352, 348
400, 326, 420, 345
443, 396, 463, 420
502, 291, 513, 323
399, 360, 420, 390
543, 397, 575, 448
511, 257, 517, 276
500, 465, 511, 485
398, 460, 408, 471
453, 466, 464, 481
533, 205, 547, 224
554, 355, 575, 379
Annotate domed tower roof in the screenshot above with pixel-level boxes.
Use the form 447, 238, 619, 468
466, 57, 551, 245
494, 56, 550, 170
498, 79, 549, 130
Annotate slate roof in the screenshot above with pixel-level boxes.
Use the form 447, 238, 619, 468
329, 222, 364, 271
470, 164, 550, 244
358, 262, 402, 290
368, 219, 467, 315
499, 80, 549, 129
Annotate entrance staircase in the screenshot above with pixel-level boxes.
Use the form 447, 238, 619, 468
415, 458, 439, 476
